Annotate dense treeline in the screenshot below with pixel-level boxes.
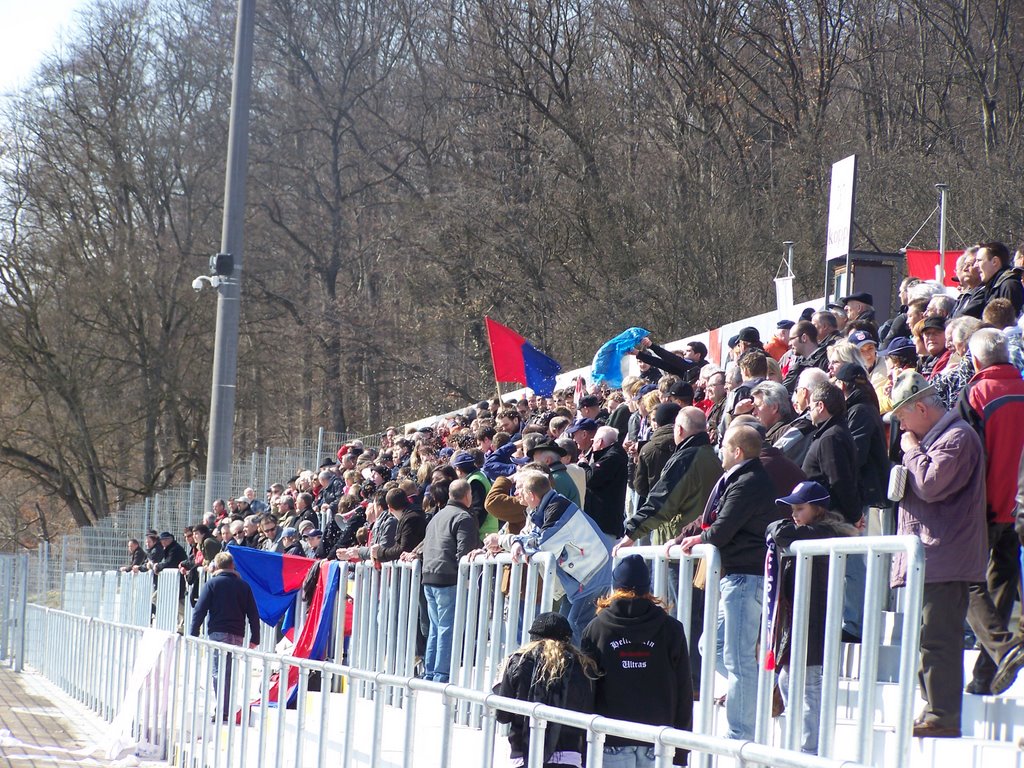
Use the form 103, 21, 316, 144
1, 0, 1023, 531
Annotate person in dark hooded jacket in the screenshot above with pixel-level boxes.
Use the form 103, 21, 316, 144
766, 482, 858, 754
495, 612, 596, 767
834, 363, 890, 508
634, 402, 681, 503
581, 555, 692, 767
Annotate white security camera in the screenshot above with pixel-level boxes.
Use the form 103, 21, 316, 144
191, 275, 224, 292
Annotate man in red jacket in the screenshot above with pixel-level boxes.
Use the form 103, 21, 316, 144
957, 328, 1024, 694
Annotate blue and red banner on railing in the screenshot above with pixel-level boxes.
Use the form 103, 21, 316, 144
229, 549, 344, 712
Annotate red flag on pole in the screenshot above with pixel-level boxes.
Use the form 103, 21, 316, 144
905, 249, 962, 288
484, 316, 527, 383
483, 317, 562, 396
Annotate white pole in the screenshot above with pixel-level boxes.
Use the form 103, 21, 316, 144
936, 184, 948, 283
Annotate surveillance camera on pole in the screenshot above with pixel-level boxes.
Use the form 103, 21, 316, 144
191, 275, 225, 292
192, 253, 234, 291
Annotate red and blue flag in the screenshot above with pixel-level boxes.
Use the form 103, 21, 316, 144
241, 558, 344, 713
228, 545, 314, 640
485, 316, 561, 397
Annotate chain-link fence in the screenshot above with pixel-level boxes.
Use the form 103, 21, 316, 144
41, 427, 384, 577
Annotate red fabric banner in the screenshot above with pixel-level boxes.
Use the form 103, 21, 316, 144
484, 316, 527, 384
905, 249, 962, 288
707, 328, 721, 366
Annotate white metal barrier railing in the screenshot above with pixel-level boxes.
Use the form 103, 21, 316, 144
23, 604, 172, 750
449, 551, 557, 726
17, 604, 873, 768
347, 559, 421, 701
754, 534, 925, 768
64, 569, 154, 627
0, 554, 21, 666
0, 555, 12, 659
154, 569, 183, 632
8, 532, 927, 766
61, 564, 280, 642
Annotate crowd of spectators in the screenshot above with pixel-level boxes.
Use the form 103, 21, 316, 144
123, 240, 1024, 754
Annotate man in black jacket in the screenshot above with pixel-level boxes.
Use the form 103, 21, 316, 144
978, 241, 1024, 318
801, 381, 866, 641
812, 311, 842, 348
834, 365, 889, 510
153, 531, 189, 626
952, 247, 986, 320
141, 530, 163, 571
581, 425, 629, 541
154, 532, 188, 577
189, 551, 260, 714
782, 321, 828, 394
679, 425, 783, 741
801, 383, 862, 524
635, 337, 706, 384
373, 488, 427, 563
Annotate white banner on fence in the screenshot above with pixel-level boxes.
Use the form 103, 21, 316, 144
98, 628, 175, 759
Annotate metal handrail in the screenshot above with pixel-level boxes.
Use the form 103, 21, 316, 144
757, 534, 925, 767
18, 604, 873, 768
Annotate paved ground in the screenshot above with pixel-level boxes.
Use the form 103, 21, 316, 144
0, 665, 162, 767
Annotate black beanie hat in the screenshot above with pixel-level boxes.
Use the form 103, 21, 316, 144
653, 402, 682, 428
612, 554, 651, 595
528, 611, 573, 643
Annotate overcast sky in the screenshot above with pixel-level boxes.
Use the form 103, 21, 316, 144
0, 0, 90, 96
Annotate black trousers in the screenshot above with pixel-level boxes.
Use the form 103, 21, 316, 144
919, 582, 969, 728
966, 523, 1022, 683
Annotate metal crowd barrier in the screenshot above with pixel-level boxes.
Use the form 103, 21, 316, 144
154, 569, 184, 632
754, 534, 925, 767
449, 551, 556, 726
63, 569, 155, 627
57, 563, 303, 651
23, 604, 174, 753
0, 554, 28, 669
6, 531, 927, 766
348, 560, 421, 701
16, 604, 873, 768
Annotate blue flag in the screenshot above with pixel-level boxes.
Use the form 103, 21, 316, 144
591, 327, 650, 388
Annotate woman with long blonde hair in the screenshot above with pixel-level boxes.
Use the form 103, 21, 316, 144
495, 612, 597, 767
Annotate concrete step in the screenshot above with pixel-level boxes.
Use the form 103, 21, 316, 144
838, 641, 904, 683
832, 649, 1024, 743
828, 717, 1024, 768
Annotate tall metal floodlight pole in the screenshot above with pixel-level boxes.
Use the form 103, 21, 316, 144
936, 183, 949, 284
204, 0, 257, 513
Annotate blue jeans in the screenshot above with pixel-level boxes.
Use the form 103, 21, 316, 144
842, 522, 868, 638
603, 744, 656, 768
778, 664, 823, 754
713, 573, 763, 741
843, 553, 866, 638
424, 584, 457, 683
566, 591, 599, 647
208, 631, 244, 715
